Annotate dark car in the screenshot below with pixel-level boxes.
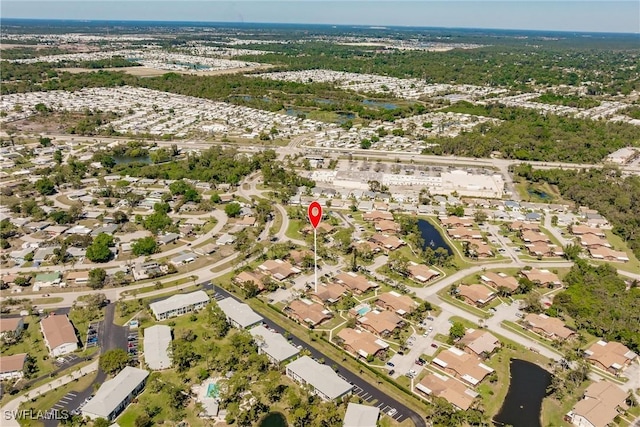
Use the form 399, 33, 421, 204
388, 369, 395, 376
386, 362, 395, 367
431, 343, 438, 348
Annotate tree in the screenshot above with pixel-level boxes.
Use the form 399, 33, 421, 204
93, 419, 110, 427
210, 192, 221, 203
474, 210, 488, 224
523, 291, 544, 313
134, 414, 153, 427
446, 205, 465, 217
113, 210, 128, 224
563, 243, 582, 261
225, 202, 242, 218
132, 237, 158, 256
86, 233, 114, 263
39, 136, 52, 147
35, 178, 56, 195
53, 150, 63, 164
143, 212, 172, 233
23, 354, 38, 379
14, 276, 30, 287
99, 349, 129, 375
449, 321, 466, 343
88, 268, 107, 289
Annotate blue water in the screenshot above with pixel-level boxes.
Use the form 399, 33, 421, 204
357, 306, 371, 316
417, 219, 453, 255
362, 99, 399, 110
259, 412, 288, 427
207, 383, 219, 398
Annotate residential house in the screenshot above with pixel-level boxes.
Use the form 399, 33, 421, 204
585, 340, 638, 375
481, 272, 519, 294
456, 284, 496, 307
447, 227, 482, 240
65, 271, 89, 287
363, 211, 393, 222
0, 317, 24, 340
285, 299, 333, 328
431, 347, 495, 386
0, 353, 27, 381
357, 310, 403, 337
375, 291, 417, 316
407, 262, 440, 283
524, 313, 576, 341
258, 259, 301, 282
40, 314, 78, 357
158, 233, 180, 245
568, 381, 629, 427
336, 272, 376, 295
369, 234, 405, 252
336, 328, 389, 359
289, 249, 314, 267
415, 373, 478, 411
311, 282, 348, 305
458, 329, 500, 358
509, 221, 541, 232
570, 225, 606, 237
520, 268, 562, 287
374, 220, 400, 233
588, 247, 629, 262
439, 217, 474, 228
34, 272, 61, 288
235, 271, 267, 292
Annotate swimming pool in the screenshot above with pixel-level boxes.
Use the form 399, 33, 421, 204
356, 306, 371, 316
206, 382, 219, 398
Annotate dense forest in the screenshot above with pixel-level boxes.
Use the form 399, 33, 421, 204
553, 261, 640, 353
513, 164, 640, 259
237, 43, 640, 94
422, 102, 640, 162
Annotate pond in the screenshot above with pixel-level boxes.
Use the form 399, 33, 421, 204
259, 412, 288, 427
527, 188, 551, 201
493, 359, 552, 427
417, 219, 453, 255
113, 155, 151, 165
362, 99, 399, 110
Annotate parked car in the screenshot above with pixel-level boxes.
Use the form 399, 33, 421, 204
431, 343, 438, 348
388, 369, 395, 376
388, 408, 397, 416
415, 359, 424, 366
386, 362, 395, 368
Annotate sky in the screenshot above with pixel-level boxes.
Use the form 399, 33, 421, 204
2, 1, 639, 33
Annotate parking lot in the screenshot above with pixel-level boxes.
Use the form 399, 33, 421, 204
127, 326, 139, 361
350, 384, 406, 423
53, 354, 79, 368
85, 322, 100, 349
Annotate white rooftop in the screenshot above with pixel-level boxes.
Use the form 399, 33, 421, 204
287, 355, 353, 400
216, 297, 263, 329
149, 290, 210, 317
82, 366, 149, 419
249, 325, 299, 363
343, 403, 380, 427
143, 325, 172, 370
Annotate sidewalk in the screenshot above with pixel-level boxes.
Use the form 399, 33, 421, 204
1, 361, 99, 427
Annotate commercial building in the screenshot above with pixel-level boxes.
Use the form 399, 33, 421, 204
216, 297, 263, 329
343, 403, 380, 427
40, 314, 78, 357
249, 325, 300, 364
82, 366, 149, 421
143, 325, 172, 370
0, 353, 27, 380
567, 381, 629, 427
149, 290, 210, 321
286, 356, 353, 401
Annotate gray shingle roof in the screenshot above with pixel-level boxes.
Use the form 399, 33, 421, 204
287, 356, 353, 400
216, 297, 263, 329
249, 325, 299, 363
82, 367, 149, 419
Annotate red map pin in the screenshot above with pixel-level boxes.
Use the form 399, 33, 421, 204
308, 201, 322, 229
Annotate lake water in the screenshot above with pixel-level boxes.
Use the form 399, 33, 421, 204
113, 155, 151, 165
362, 99, 399, 110
259, 412, 288, 427
493, 359, 552, 427
527, 188, 551, 200
417, 219, 453, 255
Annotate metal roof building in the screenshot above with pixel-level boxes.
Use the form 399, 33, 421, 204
249, 325, 299, 364
216, 297, 263, 329
82, 366, 149, 421
285, 355, 353, 401
149, 290, 210, 320
143, 325, 172, 370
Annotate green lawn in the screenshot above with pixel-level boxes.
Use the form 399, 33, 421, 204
501, 320, 560, 352
436, 289, 491, 319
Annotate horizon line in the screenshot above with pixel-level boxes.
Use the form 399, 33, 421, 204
1, 17, 639, 36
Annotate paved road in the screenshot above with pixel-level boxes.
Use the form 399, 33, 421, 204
213, 286, 427, 427
43, 303, 127, 426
